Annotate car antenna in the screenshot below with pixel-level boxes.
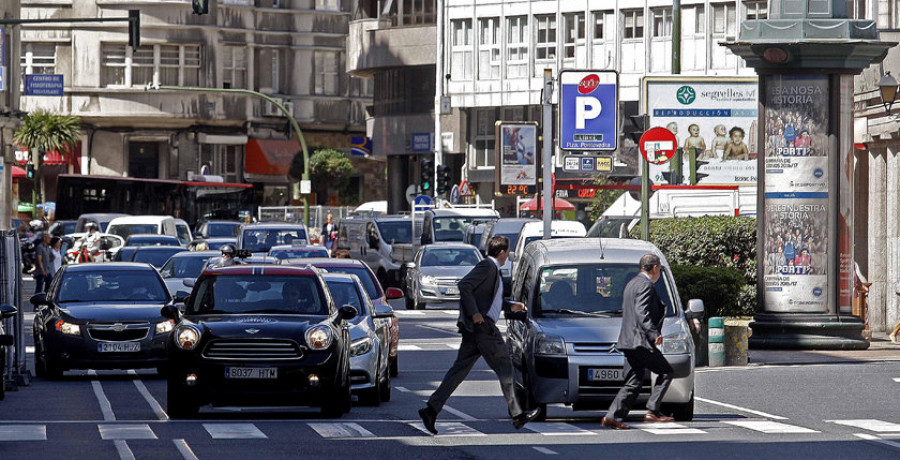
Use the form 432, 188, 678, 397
598, 232, 605, 259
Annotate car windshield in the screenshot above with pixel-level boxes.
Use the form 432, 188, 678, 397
207, 222, 240, 238
325, 280, 368, 324
421, 248, 481, 267
497, 233, 522, 251
318, 266, 380, 299
269, 248, 329, 260
128, 237, 178, 247
57, 270, 169, 303
242, 228, 308, 252
586, 218, 632, 238
109, 224, 159, 240
176, 225, 191, 245
433, 216, 497, 242
206, 239, 235, 250
536, 263, 676, 317
188, 275, 327, 315
376, 221, 413, 244
160, 256, 210, 279
132, 249, 185, 268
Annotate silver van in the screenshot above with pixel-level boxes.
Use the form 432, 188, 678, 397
507, 238, 704, 421
337, 215, 419, 287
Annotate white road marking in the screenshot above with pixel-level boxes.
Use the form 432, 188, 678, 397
409, 422, 485, 437
633, 423, 707, 435
203, 423, 267, 439
89, 371, 116, 421
854, 433, 900, 450
398, 344, 422, 351
308, 423, 375, 438
395, 386, 411, 393
526, 422, 594, 436
395, 311, 426, 316
0, 425, 47, 441
114, 440, 136, 460
445, 343, 460, 349
173, 439, 199, 460
695, 397, 787, 420
442, 310, 458, 315
25, 346, 34, 354
893, 378, 900, 383
127, 370, 167, 421
441, 404, 477, 421
533, 446, 558, 455
98, 424, 158, 440
724, 420, 818, 434
828, 419, 900, 432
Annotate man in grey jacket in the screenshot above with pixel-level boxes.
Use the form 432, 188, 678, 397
601, 253, 675, 430
418, 235, 536, 434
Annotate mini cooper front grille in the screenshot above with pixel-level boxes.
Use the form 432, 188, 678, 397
202, 339, 303, 361
87, 324, 150, 342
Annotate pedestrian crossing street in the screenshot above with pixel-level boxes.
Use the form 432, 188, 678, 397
1, 418, 899, 442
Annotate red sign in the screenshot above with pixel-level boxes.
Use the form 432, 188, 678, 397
577, 74, 600, 95
638, 127, 677, 165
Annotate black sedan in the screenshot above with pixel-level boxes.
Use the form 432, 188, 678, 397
162, 265, 357, 418
30, 263, 176, 379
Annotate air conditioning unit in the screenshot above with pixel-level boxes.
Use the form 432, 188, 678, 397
263, 97, 284, 117
283, 100, 294, 115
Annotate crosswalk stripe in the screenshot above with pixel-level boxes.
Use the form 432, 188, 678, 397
398, 344, 422, 351
445, 343, 460, 349
893, 378, 900, 383
633, 423, 707, 435
394, 311, 425, 316
204, 423, 267, 439
526, 422, 594, 436
0, 425, 47, 441
441, 310, 458, 315
854, 433, 900, 449
828, 419, 900, 432
724, 420, 818, 434
308, 423, 375, 438
409, 422, 485, 437
98, 424, 157, 440
533, 446, 558, 455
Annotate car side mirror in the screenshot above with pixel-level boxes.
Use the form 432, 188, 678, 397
687, 299, 705, 317
160, 304, 180, 321
385, 287, 403, 300
0, 304, 17, 319
373, 303, 394, 318
339, 305, 357, 320
29, 294, 46, 307
174, 291, 190, 303
183, 279, 196, 288
404, 262, 416, 270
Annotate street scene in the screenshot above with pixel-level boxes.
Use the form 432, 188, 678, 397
1, 0, 900, 459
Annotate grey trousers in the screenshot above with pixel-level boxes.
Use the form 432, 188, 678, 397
426, 321, 523, 418
607, 347, 674, 421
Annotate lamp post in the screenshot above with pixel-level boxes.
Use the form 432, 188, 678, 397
878, 71, 899, 116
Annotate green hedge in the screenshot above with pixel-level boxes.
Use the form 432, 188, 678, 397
671, 265, 751, 318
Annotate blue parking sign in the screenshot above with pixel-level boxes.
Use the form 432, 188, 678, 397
559, 70, 618, 151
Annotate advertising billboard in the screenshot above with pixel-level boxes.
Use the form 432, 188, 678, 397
495, 121, 538, 195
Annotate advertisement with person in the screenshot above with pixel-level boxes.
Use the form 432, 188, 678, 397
496, 122, 537, 186
644, 77, 759, 185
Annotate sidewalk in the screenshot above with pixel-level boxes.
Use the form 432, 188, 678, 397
746, 331, 900, 366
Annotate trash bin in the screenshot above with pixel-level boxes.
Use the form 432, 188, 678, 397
724, 322, 749, 366
708, 317, 725, 367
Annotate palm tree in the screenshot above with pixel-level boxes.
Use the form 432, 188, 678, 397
13, 110, 82, 212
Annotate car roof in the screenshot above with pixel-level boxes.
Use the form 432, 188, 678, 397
524, 238, 666, 266
170, 250, 220, 258
203, 264, 319, 276
78, 213, 129, 220
240, 222, 307, 229
269, 245, 324, 251
64, 262, 159, 272
133, 245, 186, 252
428, 208, 499, 217
322, 272, 361, 283
423, 242, 480, 250
128, 234, 178, 240
490, 218, 539, 232
287, 257, 366, 268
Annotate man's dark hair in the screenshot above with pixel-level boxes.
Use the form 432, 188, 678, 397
486, 235, 509, 257
640, 254, 661, 272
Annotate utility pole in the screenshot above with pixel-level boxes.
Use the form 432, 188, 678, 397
542, 69, 553, 239
433, 0, 444, 201
672, 0, 681, 75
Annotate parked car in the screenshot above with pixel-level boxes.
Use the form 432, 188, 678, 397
238, 223, 308, 255
507, 238, 704, 421
75, 213, 129, 233
107, 215, 179, 241
404, 243, 482, 310
268, 245, 329, 260
30, 263, 176, 378
159, 251, 220, 295
161, 264, 357, 418
323, 273, 393, 405
194, 220, 241, 239
289, 258, 403, 377
0, 304, 18, 400
125, 235, 182, 247
130, 246, 188, 269
202, 237, 238, 251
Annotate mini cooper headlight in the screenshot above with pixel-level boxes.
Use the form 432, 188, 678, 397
55, 320, 81, 336
156, 320, 175, 334
535, 334, 566, 355
306, 326, 333, 350
350, 337, 373, 357
175, 326, 201, 350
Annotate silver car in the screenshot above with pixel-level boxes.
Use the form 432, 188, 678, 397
323, 273, 393, 406
159, 250, 219, 295
507, 238, 704, 421
404, 243, 483, 310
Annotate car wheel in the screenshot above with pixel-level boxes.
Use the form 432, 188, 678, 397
414, 296, 426, 311
517, 361, 546, 422
389, 356, 399, 377
166, 378, 200, 419
662, 391, 694, 422
378, 361, 392, 402
404, 292, 414, 310
34, 330, 62, 380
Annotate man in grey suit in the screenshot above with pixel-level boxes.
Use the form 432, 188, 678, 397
418, 235, 536, 434
601, 253, 675, 430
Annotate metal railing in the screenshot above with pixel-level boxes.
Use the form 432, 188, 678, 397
257, 206, 357, 240
1, 231, 29, 389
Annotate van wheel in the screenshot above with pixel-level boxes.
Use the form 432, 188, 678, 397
662, 392, 694, 421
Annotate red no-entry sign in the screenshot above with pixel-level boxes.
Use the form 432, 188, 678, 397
639, 127, 677, 165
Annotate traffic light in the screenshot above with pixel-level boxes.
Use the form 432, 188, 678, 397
436, 164, 451, 194
128, 10, 140, 51
192, 0, 210, 15
420, 159, 434, 194
26, 164, 35, 179
661, 148, 684, 184
627, 114, 649, 144
688, 148, 709, 184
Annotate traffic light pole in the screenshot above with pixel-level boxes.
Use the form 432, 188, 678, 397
542, 70, 553, 239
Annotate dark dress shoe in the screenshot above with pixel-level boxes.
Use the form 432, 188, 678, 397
418, 407, 438, 434
512, 408, 541, 430
601, 416, 631, 430
643, 411, 675, 423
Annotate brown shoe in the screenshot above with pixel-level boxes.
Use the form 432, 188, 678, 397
643, 411, 675, 423
601, 416, 631, 430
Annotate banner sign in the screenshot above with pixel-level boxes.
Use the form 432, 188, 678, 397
25, 74, 64, 96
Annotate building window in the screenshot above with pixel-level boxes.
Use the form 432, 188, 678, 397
563, 13, 585, 59
315, 0, 340, 11
478, 17, 500, 80
623, 9, 644, 40
401, 0, 436, 25
712, 3, 737, 36
102, 43, 201, 87
692, 6, 706, 34
450, 19, 473, 80
314, 51, 339, 95
349, 76, 373, 98
535, 15, 557, 61
506, 16, 528, 78
20, 43, 56, 76
472, 108, 497, 168
744, 0, 767, 20
222, 46, 247, 89
651, 8, 672, 38
159, 45, 200, 86
200, 144, 241, 184
592, 11, 607, 40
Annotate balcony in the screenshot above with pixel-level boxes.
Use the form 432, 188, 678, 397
347, 18, 436, 77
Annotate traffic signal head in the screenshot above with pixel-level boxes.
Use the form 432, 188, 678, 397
192, 0, 210, 15
628, 114, 649, 144
436, 165, 451, 194
420, 159, 434, 193
26, 164, 35, 179
128, 10, 141, 51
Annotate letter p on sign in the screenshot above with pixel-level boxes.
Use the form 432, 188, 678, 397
575, 97, 602, 129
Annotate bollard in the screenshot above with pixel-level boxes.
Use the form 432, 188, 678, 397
724, 323, 749, 366
708, 317, 725, 367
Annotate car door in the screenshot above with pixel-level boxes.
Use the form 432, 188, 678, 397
362, 286, 389, 372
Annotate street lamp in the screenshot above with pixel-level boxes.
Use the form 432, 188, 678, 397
878, 71, 899, 116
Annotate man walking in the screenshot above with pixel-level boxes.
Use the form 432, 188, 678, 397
418, 235, 537, 434
602, 253, 675, 430
34, 232, 53, 293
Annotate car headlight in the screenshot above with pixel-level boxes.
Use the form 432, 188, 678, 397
661, 336, 692, 355
175, 326, 201, 350
535, 334, 566, 355
420, 275, 437, 285
155, 320, 175, 334
306, 326, 333, 350
350, 337, 373, 357
55, 320, 81, 336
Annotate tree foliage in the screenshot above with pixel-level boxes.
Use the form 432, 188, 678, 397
13, 110, 81, 154
588, 175, 628, 222
309, 147, 353, 204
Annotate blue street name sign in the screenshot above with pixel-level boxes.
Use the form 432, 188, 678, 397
25, 74, 64, 96
411, 133, 432, 152
559, 70, 618, 151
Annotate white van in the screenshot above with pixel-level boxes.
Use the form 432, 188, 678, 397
512, 220, 587, 259
107, 216, 179, 241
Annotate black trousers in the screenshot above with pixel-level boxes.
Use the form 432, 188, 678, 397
607, 347, 674, 421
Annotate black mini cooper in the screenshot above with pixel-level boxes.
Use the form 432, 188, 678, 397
162, 265, 356, 418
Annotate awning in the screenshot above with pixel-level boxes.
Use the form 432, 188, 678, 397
11, 165, 26, 178
519, 197, 576, 211
245, 139, 300, 181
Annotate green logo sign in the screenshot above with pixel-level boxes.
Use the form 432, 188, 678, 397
676, 86, 696, 105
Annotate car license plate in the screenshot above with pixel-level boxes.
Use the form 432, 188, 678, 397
225, 367, 278, 379
587, 368, 623, 382
98, 342, 141, 353
443, 287, 459, 295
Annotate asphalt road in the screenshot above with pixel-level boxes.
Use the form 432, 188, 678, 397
1, 286, 899, 459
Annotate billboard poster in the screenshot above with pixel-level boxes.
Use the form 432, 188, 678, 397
496, 122, 537, 186
644, 77, 758, 185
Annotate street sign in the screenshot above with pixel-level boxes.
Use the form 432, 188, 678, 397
458, 180, 473, 197
410, 133, 432, 152
559, 70, 618, 151
639, 127, 678, 165
24, 74, 63, 96
562, 154, 612, 173
0, 66, 5, 92
413, 194, 433, 211
449, 184, 461, 204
